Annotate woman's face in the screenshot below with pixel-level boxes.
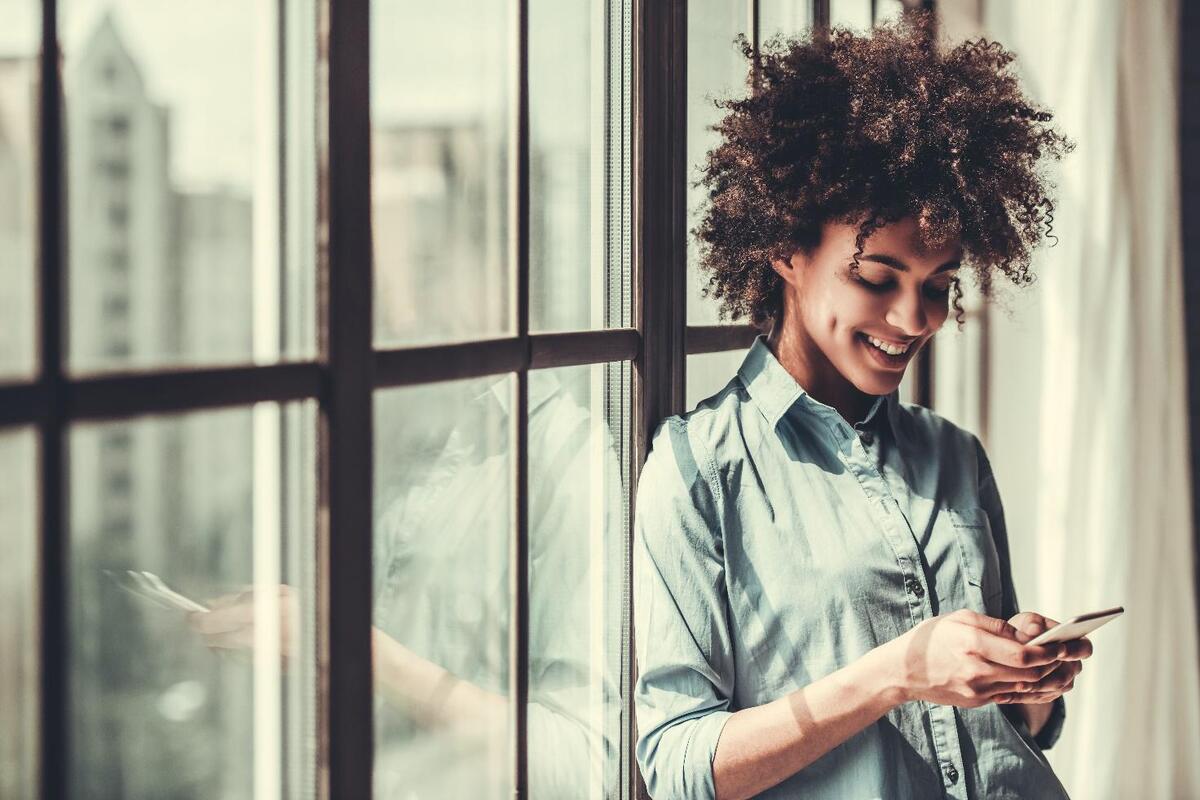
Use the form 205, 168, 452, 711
771, 216, 962, 397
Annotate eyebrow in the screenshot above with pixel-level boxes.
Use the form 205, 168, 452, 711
860, 253, 962, 273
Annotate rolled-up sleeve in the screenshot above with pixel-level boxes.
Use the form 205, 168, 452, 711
974, 433, 1067, 751
633, 417, 735, 800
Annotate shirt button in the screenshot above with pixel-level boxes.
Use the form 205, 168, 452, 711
905, 577, 925, 598
944, 763, 959, 784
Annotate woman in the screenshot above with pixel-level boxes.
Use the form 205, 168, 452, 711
634, 13, 1090, 800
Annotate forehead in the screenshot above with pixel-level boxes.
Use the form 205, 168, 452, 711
864, 217, 961, 260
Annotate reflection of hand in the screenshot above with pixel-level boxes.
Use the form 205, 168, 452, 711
186, 584, 298, 670
885, 609, 1065, 708
993, 611, 1091, 705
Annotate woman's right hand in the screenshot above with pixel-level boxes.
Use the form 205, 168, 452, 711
883, 608, 1067, 708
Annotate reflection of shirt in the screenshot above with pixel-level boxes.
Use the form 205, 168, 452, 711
373, 368, 623, 798
633, 334, 1067, 800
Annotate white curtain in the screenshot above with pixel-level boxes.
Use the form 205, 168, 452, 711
958, 1, 1200, 796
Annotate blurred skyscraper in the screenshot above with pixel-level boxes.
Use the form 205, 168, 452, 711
62, 13, 257, 799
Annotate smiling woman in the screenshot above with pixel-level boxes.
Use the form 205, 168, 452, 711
634, 10, 1085, 800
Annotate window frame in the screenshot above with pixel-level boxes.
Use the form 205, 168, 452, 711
4, 1, 940, 798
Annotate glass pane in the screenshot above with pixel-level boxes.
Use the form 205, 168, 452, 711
68, 403, 317, 798
688, 0, 751, 326
528, 363, 628, 795
374, 376, 514, 796
831, 0, 874, 31
63, 2, 315, 373
759, 0, 812, 43
529, 0, 629, 333
0, 427, 37, 797
874, 0, 906, 25
372, 3, 511, 347
687, 347, 750, 410
932, 321, 983, 430
0, 2, 39, 381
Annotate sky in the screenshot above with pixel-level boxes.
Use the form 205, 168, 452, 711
0, 0, 517, 192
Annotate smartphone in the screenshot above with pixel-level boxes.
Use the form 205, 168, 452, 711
105, 569, 210, 613
1025, 605, 1124, 647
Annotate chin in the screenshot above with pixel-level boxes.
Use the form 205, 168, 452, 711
846, 364, 905, 396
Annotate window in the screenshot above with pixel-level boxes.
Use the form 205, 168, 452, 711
3, 2, 951, 798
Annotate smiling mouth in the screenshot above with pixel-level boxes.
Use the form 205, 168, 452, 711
857, 331, 916, 369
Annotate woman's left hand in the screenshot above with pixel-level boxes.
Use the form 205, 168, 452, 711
994, 611, 1091, 704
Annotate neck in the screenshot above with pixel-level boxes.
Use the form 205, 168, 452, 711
766, 318, 874, 426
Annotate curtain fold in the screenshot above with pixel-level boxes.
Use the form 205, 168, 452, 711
978, 1, 1200, 796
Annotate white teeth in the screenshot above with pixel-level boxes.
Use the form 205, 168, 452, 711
866, 335, 909, 356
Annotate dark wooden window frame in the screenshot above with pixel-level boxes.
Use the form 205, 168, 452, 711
4, 1, 935, 798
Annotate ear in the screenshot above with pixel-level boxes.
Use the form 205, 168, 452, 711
770, 250, 805, 288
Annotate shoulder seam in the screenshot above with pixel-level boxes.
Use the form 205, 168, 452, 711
670, 415, 727, 525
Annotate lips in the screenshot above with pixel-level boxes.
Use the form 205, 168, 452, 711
857, 331, 915, 369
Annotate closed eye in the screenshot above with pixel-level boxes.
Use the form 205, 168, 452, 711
851, 272, 954, 298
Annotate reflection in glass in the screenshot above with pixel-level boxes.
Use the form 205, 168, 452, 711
0, 428, 37, 798
529, 0, 630, 333
687, 0, 751, 326
759, 0, 812, 43
374, 376, 513, 797
687, 348, 751, 411
69, 404, 316, 799
528, 364, 627, 796
831, 0, 874, 31
874, 0, 906, 26
373, 366, 627, 796
372, 1, 511, 347
0, 1, 38, 380
63, 2, 313, 373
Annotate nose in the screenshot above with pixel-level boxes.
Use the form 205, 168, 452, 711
884, 286, 929, 338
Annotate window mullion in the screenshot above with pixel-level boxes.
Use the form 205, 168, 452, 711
632, 1, 688, 798
510, 0, 532, 793
37, 0, 67, 798
316, 0, 375, 797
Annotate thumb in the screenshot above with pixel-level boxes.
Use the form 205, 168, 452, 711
1006, 611, 1052, 644
959, 609, 1021, 640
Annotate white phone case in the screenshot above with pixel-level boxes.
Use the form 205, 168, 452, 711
1025, 606, 1124, 647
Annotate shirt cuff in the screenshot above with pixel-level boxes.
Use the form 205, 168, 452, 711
1033, 695, 1066, 750
680, 710, 735, 800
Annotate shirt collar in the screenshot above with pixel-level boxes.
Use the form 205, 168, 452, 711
736, 333, 899, 436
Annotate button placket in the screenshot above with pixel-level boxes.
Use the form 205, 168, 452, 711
868, 495, 967, 798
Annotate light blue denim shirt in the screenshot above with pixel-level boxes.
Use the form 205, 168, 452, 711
633, 335, 1068, 799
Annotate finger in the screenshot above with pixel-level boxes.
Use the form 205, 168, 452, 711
1059, 638, 1093, 660
200, 629, 256, 650
206, 591, 251, 611
977, 659, 1061, 685
964, 611, 1021, 641
1006, 612, 1048, 641
1011, 690, 1062, 704
973, 629, 1064, 668
1030, 663, 1075, 692
189, 605, 255, 635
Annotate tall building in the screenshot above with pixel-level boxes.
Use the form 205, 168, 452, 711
65, 12, 257, 799
0, 48, 39, 800
0, 54, 36, 378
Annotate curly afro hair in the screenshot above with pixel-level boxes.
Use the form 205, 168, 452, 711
693, 10, 1073, 330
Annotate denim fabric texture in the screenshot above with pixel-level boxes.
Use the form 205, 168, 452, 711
633, 334, 1069, 799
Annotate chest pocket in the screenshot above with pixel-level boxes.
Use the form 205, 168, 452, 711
948, 505, 1003, 617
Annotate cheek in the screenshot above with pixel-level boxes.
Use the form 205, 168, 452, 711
928, 294, 952, 328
